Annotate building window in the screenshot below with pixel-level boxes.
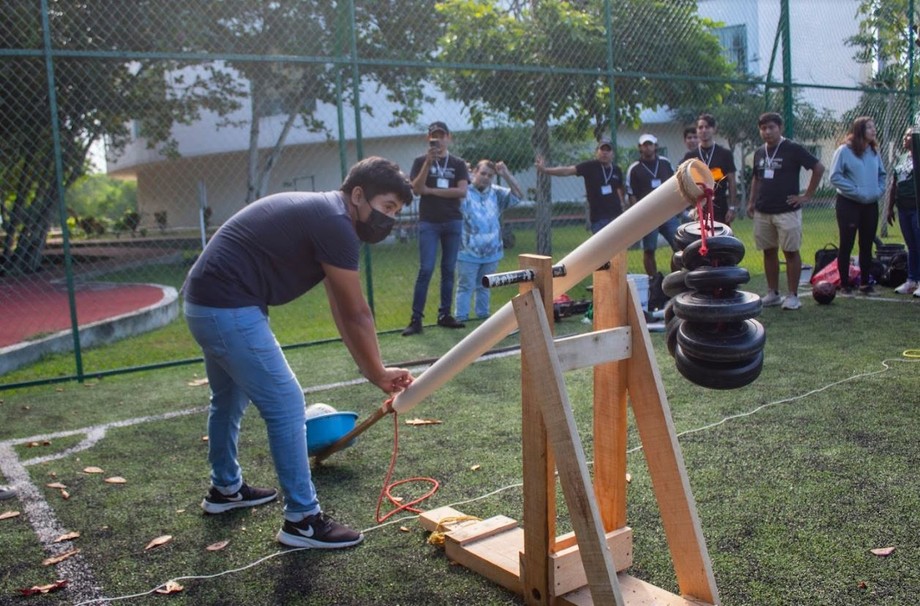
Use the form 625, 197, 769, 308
714, 24, 747, 73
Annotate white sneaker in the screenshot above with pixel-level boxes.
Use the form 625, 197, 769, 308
894, 280, 918, 294
762, 291, 782, 307
781, 294, 801, 310
914, 285, 920, 298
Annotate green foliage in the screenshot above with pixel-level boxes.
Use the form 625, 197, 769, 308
1, 1, 240, 275
65, 174, 137, 223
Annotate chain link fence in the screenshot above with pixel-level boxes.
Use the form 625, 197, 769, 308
2, 0, 917, 386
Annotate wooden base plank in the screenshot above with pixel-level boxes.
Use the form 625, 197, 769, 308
557, 574, 715, 606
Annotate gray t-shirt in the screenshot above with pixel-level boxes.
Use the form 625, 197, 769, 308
183, 191, 358, 311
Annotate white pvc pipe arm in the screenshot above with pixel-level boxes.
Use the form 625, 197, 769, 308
390, 159, 714, 415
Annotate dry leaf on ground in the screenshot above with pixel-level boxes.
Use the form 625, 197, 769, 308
60, 490, 70, 500
470, 464, 481, 471
145, 535, 173, 550
404, 418, 442, 426
104, 476, 127, 484
870, 546, 896, 557
188, 378, 209, 387
0, 510, 21, 521
19, 579, 68, 596
46, 482, 67, 489
83, 466, 104, 474
205, 540, 230, 551
54, 532, 80, 543
154, 581, 184, 594
42, 549, 80, 566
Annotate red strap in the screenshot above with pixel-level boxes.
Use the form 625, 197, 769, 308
694, 183, 715, 257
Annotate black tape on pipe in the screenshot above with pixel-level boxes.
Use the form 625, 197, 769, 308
482, 263, 567, 288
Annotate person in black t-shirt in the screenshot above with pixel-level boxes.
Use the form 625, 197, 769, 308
682, 113, 739, 225
536, 137, 625, 234
403, 121, 470, 336
626, 133, 678, 276
747, 112, 824, 311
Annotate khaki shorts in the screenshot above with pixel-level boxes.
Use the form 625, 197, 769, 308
753, 209, 802, 251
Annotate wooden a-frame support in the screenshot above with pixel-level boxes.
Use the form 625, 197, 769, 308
419, 254, 720, 606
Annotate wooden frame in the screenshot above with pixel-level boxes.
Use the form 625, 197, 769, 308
419, 254, 719, 605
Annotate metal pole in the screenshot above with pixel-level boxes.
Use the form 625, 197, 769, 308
780, 0, 794, 137
40, 0, 84, 380
910, 0, 917, 123
604, 0, 617, 147
346, 0, 376, 315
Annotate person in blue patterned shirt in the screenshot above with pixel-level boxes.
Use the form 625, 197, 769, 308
455, 159, 524, 322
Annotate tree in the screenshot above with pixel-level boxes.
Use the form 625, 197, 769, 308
844, 0, 918, 160
1, 1, 239, 275
200, 1, 443, 203
435, 0, 734, 254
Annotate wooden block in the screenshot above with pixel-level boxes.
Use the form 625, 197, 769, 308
550, 527, 634, 596
445, 526, 525, 593
554, 327, 632, 371
556, 573, 714, 606
447, 515, 519, 546
418, 506, 480, 534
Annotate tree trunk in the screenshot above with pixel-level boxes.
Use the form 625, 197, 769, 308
532, 90, 553, 256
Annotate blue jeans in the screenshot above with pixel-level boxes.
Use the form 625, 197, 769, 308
455, 259, 499, 321
411, 220, 463, 319
591, 218, 612, 234
641, 215, 680, 251
899, 206, 920, 281
184, 302, 319, 519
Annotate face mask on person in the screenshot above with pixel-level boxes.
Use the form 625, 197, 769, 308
355, 207, 396, 244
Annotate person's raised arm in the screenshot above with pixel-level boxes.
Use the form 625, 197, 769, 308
496, 161, 524, 199
535, 155, 577, 177
323, 263, 413, 395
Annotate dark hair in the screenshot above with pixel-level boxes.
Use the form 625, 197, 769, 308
683, 126, 697, 138
846, 116, 878, 157
758, 112, 783, 128
697, 113, 716, 128
341, 156, 413, 205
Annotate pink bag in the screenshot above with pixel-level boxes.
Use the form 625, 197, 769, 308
810, 258, 860, 287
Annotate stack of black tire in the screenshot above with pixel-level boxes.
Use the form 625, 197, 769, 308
662, 222, 765, 389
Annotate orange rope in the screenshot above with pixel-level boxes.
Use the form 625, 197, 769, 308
374, 404, 440, 524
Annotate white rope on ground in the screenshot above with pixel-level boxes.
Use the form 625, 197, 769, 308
13, 355, 918, 605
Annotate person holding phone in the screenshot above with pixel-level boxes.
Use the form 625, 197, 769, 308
402, 121, 470, 336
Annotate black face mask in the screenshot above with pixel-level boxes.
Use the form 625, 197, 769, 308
356, 207, 396, 244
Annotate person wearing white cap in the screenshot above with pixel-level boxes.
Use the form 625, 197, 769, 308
626, 134, 678, 276
535, 136, 625, 234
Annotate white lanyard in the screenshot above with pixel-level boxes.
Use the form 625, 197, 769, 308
764, 138, 784, 168
434, 152, 450, 177
641, 158, 659, 178
601, 163, 615, 184
698, 145, 714, 167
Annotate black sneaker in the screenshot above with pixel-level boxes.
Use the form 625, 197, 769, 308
437, 314, 465, 329
859, 285, 880, 297
277, 512, 364, 549
839, 286, 856, 297
0, 484, 16, 501
401, 318, 422, 336
201, 483, 278, 514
